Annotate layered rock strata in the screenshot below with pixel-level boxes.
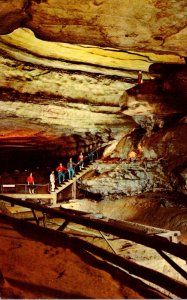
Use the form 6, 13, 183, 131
0, 0, 187, 56
0, 25, 186, 197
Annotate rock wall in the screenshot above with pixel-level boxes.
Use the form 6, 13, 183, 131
0, 5, 186, 197
0, 1, 187, 56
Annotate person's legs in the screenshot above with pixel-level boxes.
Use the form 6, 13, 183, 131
59, 172, 65, 184
89, 153, 94, 162
79, 160, 84, 170
31, 185, 34, 194
51, 182, 55, 192
69, 168, 75, 179
58, 172, 62, 184
62, 172, 65, 182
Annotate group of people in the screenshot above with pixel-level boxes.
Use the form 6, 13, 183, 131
19, 145, 97, 194
50, 146, 96, 192
26, 146, 96, 194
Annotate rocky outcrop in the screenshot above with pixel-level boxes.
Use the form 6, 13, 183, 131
120, 65, 187, 134
0, 5, 186, 197
0, 29, 184, 152
81, 114, 187, 196
0, 1, 187, 56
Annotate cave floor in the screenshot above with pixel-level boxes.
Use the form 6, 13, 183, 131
0, 191, 187, 299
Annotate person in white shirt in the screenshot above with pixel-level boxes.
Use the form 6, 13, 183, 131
50, 170, 55, 192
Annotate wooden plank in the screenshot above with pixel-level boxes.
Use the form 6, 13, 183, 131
0, 193, 56, 200
1, 213, 187, 299
6, 205, 32, 214
0, 194, 187, 261
59, 206, 90, 216
0, 165, 93, 205
156, 231, 181, 243
55, 165, 93, 195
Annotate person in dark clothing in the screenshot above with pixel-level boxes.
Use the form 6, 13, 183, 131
88, 145, 94, 163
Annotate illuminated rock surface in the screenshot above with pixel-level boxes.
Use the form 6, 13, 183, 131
0, 1, 187, 298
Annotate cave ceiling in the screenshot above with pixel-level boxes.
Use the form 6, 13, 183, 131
0, 0, 187, 161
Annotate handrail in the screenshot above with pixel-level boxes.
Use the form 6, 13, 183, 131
0, 195, 187, 261
0, 160, 94, 193
1, 212, 186, 298
54, 149, 99, 183
0, 145, 102, 192
0, 202, 187, 298
0, 183, 50, 193
1, 183, 49, 186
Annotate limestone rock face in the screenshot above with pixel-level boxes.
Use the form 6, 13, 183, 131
0, 0, 28, 34
120, 65, 187, 134
0, 4, 186, 197
0, 29, 138, 156
1, 28, 182, 156
0, 1, 187, 56
81, 160, 173, 197
82, 117, 187, 196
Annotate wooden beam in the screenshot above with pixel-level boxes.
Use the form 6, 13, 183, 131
72, 181, 76, 199
0, 213, 187, 299
0, 195, 187, 261
99, 231, 117, 254
58, 220, 69, 231
31, 209, 39, 225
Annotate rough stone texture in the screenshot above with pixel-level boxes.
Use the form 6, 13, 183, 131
0, 29, 184, 152
81, 114, 187, 196
0, 5, 186, 197
0, 2, 187, 298
0, 0, 28, 34
120, 65, 187, 133
0, 1, 187, 56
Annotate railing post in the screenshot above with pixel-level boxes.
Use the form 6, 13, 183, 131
72, 180, 76, 199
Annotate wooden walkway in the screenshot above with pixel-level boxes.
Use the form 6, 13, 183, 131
54, 164, 93, 198
0, 164, 94, 206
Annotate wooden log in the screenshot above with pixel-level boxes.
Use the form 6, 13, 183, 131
0, 212, 187, 299
0, 195, 187, 261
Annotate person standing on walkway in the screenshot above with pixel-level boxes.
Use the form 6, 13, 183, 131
78, 152, 84, 170
67, 157, 75, 179
27, 172, 35, 194
88, 145, 94, 163
137, 70, 143, 84
56, 163, 67, 185
50, 170, 55, 192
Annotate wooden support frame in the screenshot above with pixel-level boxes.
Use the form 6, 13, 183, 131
31, 209, 39, 225
58, 220, 69, 231
71, 181, 76, 199
1, 212, 187, 299
99, 231, 117, 254
0, 195, 187, 261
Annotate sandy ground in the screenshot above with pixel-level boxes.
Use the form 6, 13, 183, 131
0, 191, 187, 299
0, 214, 167, 299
